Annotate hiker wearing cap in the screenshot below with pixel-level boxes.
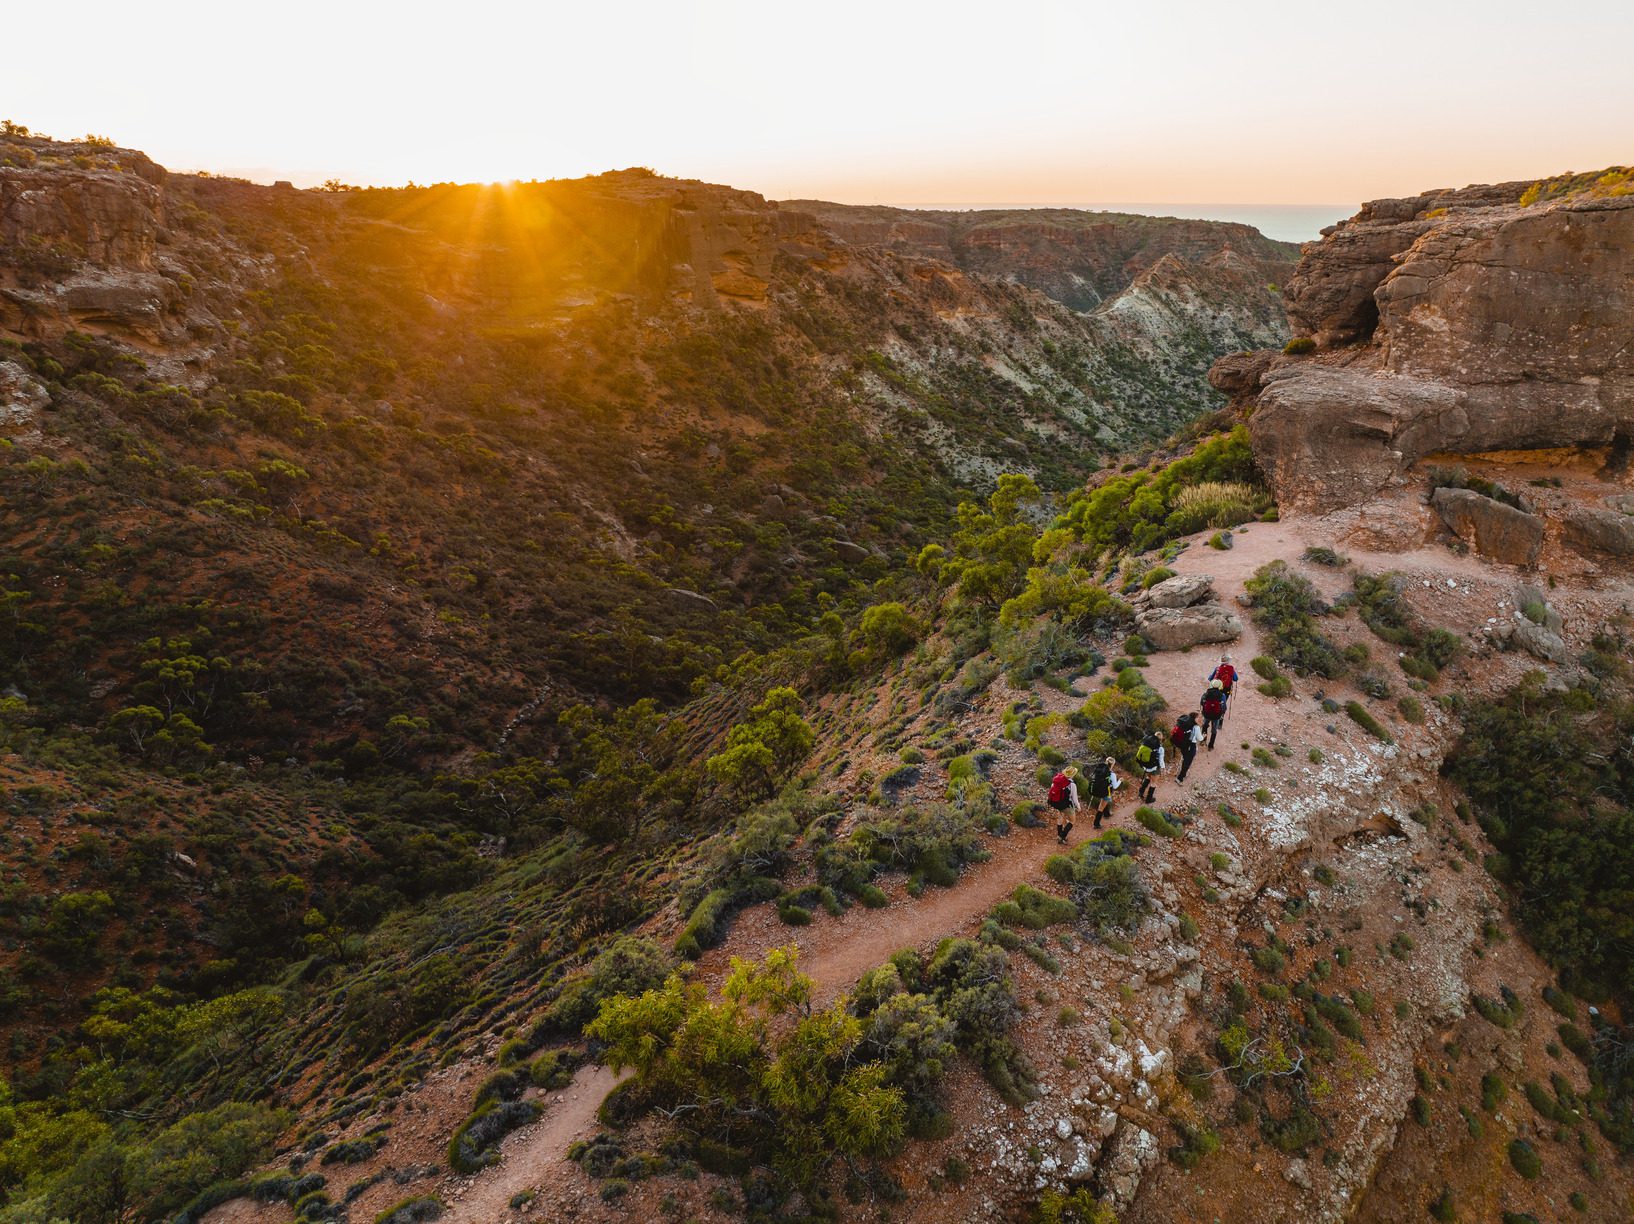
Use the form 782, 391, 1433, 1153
1134, 729, 1165, 803
1047, 765, 1080, 845
1087, 755, 1120, 829
1209, 654, 1238, 715
1201, 679, 1227, 750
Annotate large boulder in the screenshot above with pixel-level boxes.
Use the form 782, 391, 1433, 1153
1563, 505, 1634, 557
1144, 573, 1215, 609
1233, 183, 1634, 514
1510, 620, 1570, 664
1135, 603, 1242, 651
1250, 365, 1465, 513
1430, 487, 1545, 566
1206, 349, 1278, 398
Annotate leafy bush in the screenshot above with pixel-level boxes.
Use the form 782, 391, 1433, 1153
1282, 337, 1316, 355
589, 948, 909, 1191
1244, 562, 1345, 677
991, 884, 1078, 930
1135, 806, 1181, 837
1047, 835, 1148, 935
1058, 427, 1269, 559
375, 1198, 445, 1224
544, 936, 673, 1034
447, 1099, 539, 1173
1507, 1137, 1542, 1179
1344, 702, 1392, 743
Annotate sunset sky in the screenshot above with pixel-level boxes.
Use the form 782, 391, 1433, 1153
7, 0, 1630, 210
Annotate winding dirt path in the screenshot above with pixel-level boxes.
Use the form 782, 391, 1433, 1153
442, 1064, 626, 1223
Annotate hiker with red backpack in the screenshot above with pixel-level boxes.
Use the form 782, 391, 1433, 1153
1047, 765, 1081, 845
1209, 655, 1238, 713
1172, 710, 1205, 783
1200, 680, 1227, 750
1134, 729, 1165, 803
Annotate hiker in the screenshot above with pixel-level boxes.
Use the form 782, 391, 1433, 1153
1173, 710, 1204, 782
1200, 680, 1227, 750
1087, 755, 1120, 829
1134, 729, 1165, 803
1047, 764, 1080, 845
1209, 654, 1238, 714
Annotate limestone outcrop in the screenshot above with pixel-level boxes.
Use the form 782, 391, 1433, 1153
1430, 487, 1545, 566
1211, 173, 1634, 515
1564, 504, 1634, 557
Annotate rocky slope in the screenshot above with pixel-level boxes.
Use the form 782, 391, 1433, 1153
3, 135, 1631, 1224
783, 202, 1297, 313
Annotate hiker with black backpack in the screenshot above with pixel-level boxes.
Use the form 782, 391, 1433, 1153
1047, 765, 1080, 845
1172, 710, 1204, 783
1200, 680, 1227, 750
1087, 755, 1120, 829
1134, 729, 1165, 803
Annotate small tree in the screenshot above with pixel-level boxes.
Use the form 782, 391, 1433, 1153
588, 947, 905, 1188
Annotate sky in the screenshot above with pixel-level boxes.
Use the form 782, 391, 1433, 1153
5, 0, 1630, 225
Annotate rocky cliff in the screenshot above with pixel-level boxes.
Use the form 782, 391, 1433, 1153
1209, 170, 1634, 526
784, 201, 1297, 313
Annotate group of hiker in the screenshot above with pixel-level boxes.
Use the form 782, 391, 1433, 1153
1047, 654, 1239, 845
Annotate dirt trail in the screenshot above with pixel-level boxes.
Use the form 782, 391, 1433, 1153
442, 1064, 626, 1223
373, 515, 1531, 1218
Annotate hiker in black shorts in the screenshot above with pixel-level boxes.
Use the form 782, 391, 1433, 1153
1047, 765, 1080, 845
1174, 710, 1204, 783
1087, 755, 1119, 829
1201, 681, 1227, 750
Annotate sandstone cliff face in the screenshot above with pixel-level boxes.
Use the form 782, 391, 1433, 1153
1213, 173, 1634, 516
786, 200, 1298, 313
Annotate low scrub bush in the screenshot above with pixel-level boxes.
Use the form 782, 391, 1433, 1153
1344, 701, 1392, 743
1244, 561, 1345, 677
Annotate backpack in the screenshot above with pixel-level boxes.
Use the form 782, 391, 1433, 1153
1202, 690, 1226, 717
1090, 762, 1112, 798
1135, 737, 1156, 766
1169, 723, 1186, 749
1048, 772, 1071, 804
1214, 664, 1237, 692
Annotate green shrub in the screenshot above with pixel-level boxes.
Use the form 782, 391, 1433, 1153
448, 1099, 540, 1173
1398, 695, 1424, 724
1481, 1072, 1508, 1111
1261, 1107, 1320, 1152
1507, 1137, 1542, 1179
1135, 806, 1181, 837
1344, 701, 1392, 743
1282, 337, 1316, 355
1302, 546, 1345, 567
529, 1048, 582, 1090
375, 1198, 444, 1224
1244, 561, 1345, 677
991, 884, 1078, 930
1428, 1187, 1455, 1222
1142, 566, 1176, 589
